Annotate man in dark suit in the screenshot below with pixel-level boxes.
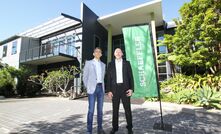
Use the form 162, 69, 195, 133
106, 48, 134, 134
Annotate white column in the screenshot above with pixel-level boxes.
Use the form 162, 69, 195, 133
107, 24, 112, 63
150, 12, 159, 74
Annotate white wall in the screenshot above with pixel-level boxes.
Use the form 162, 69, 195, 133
0, 38, 22, 69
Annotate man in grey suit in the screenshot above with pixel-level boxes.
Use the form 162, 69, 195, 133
83, 47, 106, 134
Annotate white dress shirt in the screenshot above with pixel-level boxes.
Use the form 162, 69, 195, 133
93, 58, 102, 83
115, 58, 123, 83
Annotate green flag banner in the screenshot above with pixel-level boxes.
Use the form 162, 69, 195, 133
122, 25, 158, 98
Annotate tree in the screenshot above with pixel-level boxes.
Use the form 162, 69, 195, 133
0, 66, 17, 97
29, 73, 45, 90
29, 66, 80, 97
0, 58, 2, 68
159, 0, 221, 74
16, 66, 40, 96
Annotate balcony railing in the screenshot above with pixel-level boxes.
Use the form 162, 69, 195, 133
20, 43, 78, 62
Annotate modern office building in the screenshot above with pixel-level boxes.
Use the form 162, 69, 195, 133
0, 0, 175, 90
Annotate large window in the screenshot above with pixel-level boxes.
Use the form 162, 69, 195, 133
41, 34, 76, 56
2, 45, 7, 57
11, 41, 17, 55
157, 31, 169, 81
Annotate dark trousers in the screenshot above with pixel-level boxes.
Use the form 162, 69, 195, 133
112, 83, 133, 131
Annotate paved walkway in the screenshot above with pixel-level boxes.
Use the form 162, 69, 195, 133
0, 97, 220, 134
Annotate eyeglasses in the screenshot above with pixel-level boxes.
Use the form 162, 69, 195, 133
94, 50, 102, 53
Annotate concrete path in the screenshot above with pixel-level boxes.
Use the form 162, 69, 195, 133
0, 97, 220, 134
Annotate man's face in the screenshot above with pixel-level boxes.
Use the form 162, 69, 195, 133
114, 48, 123, 59
93, 48, 102, 59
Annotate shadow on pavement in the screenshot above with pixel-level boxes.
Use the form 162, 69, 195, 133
10, 113, 86, 134
11, 107, 221, 134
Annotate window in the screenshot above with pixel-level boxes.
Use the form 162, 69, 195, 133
59, 37, 65, 45
158, 62, 166, 66
156, 31, 171, 81
41, 43, 47, 56
11, 41, 17, 55
66, 35, 75, 56
159, 74, 167, 81
159, 66, 167, 73
157, 31, 167, 54
157, 31, 164, 41
67, 37, 72, 45
46, 41, 52, 55
2, 45, 7, 57
51, 39, 59, 54
94, 35, 100, 48
158, 45, 167, 54
112, 38, 126, 59
67, 34, 75, 45
59, 37, 66, 54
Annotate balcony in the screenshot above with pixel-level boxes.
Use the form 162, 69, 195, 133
20, 43, 79, 65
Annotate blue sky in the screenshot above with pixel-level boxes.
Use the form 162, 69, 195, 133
0, 0, 190, 41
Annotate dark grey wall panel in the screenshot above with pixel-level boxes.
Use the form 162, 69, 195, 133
20, 37, 40, 62
82, 3, 108, 64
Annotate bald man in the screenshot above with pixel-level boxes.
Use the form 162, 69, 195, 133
106, 48, 134, 134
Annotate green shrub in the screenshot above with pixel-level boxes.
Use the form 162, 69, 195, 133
161, 92, 176, 103
0, 67, 16, 97
195, 85, 221, 109
159, 73, 221, 109
175, 89, 197, 104
161, 73, 221, 93
0, 65, 41, 97
160, 74, 195, 93
193, 74, 221, 91
16, 66, 41, 97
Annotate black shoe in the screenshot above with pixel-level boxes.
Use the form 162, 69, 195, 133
128, 130, 133, 134
109, 129, 118, 134
98, 129, 106, 134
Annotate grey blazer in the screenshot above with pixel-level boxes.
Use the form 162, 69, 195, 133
83, 60, 106, 94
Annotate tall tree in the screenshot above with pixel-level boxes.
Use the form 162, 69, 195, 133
159, 0, 221, 74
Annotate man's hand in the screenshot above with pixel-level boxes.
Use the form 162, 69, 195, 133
126, 89, 133, 97
108, 92, 113, 99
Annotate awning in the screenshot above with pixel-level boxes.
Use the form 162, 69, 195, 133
19, 13, 82, 38
98, 0, 163, 35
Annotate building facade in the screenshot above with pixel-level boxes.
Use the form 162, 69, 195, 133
0, 0, 175, 91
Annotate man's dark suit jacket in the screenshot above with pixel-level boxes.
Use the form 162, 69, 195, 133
106, 60, 134, 94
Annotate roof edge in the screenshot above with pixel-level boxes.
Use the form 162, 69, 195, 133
0, 35, 20, 45
61, 13, 82, 23
98, 0, 162, 20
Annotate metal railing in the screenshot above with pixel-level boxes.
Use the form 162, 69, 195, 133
20, 43, 78, 62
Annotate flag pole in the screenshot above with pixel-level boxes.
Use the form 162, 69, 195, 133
149, 24, 172, 132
